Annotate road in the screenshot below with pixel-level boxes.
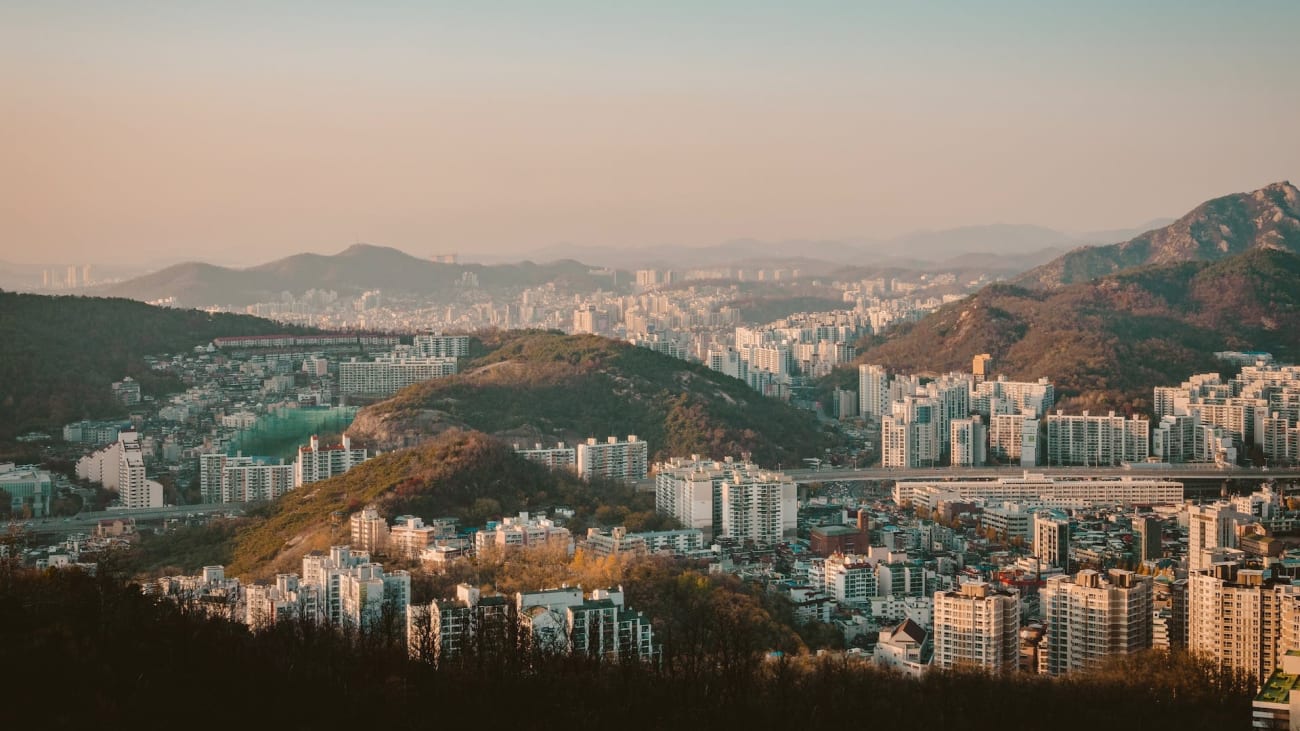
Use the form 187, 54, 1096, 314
781, 465, 1300, 483
631, 464, 1294, 492
16, 503, 248, 536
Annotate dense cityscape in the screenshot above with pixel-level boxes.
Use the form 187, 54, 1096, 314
7, 278, 1300, 727
4, 3, 1299, 729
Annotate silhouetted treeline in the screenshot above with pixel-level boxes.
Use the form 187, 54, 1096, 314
0, 560, 1254, 731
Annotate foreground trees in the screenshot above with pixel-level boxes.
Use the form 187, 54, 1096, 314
0, 562, 1255, 730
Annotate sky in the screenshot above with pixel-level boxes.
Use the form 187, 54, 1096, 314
2, 1, 1299, 268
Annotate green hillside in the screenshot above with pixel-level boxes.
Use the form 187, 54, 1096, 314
851, 248, 1300, 411
225, 430, 667, 578
0, 292, 307, 440
733, 295, 845, 323
351, 331, 838, 465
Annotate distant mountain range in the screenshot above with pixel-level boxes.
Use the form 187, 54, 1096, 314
63, 215, 1188, 307
1015, 182, 1300, 289
855, 248, 1300, 409
510, 221, 1175, 273
853, 181, 1300, 409
93, 244, 623, 308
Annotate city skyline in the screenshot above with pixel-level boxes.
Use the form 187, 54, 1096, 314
3, 1, 1298, 267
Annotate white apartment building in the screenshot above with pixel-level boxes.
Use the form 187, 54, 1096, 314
932, 581, 1020, 673
927, 373, 973, 456
740, 343, 794, 383
858, 364, 890, 421
294, 434, 370, 487
76, 439, 125, 489
654, 458, 723, 538
707, 348, 749, 382
1044, 410, 1150, 466
654, 457, 796, 544
412, 333, 470, 358
823, 553, 877, 605
583, 527, 648, 558
576, 436, 648, 482
989, 414, 1040, 466
881, 395, 939, 468
638, 528, 706, 555
517, 586, 658, 661
1187, 502, 1241, 572
62, 419, 125, 446
1152, 413, 1237, 465
877, 561, 928, 598
407, 584, 512, 665
301, 545, 374, 626
118, 432, 163, 508
339, 562, 411, 632
515, 442, 578, 471
721, 471, 795, 545
972, 376, 1055, 419
1041, 569, 1152, 676
474, 513, 573, 555
350, 506, 390, 554
980, 504, 1034, 542
583, 526, 705, 558
1033, 511, 1071, 570
894, 473, 1183, 511
338, 355, 458, 396
1188, 564, 1300, 683
173, 551, 413, 635
389, 515, 445, 559
950, 417, 987, 467
244, 573, 316, 630
199, 453, 294, 503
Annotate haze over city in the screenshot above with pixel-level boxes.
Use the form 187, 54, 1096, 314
12, 2, 1300, 728
3, 1, 1299, 268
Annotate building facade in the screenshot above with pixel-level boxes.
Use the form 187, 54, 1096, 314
294, 434, 370, 487
932, 581, 1020, 673
338, 355, 458, 396
1041, 569, 1152, 675
576, 436, 648, 482
654, 457, 796, 544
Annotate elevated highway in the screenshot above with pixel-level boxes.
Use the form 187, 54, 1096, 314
13, 503, 248, 537
783, 465, 1299, 484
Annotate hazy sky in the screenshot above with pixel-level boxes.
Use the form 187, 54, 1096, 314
3, 1, 1299, 267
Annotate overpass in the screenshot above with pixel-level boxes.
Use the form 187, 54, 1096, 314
781, 465, 1300, 484
631, 465, 1296, 492
14, 503, 248, 537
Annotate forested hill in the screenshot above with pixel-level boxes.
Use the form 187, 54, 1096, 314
349, 331, 838, 465
224, 429, 674, 578
0, 292, 305, 439
852, 248, 1300, 412
1016, 180, 1300, 289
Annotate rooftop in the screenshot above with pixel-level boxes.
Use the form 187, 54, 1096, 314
1256, 669, 1300, 705
812, 525, 861, 537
